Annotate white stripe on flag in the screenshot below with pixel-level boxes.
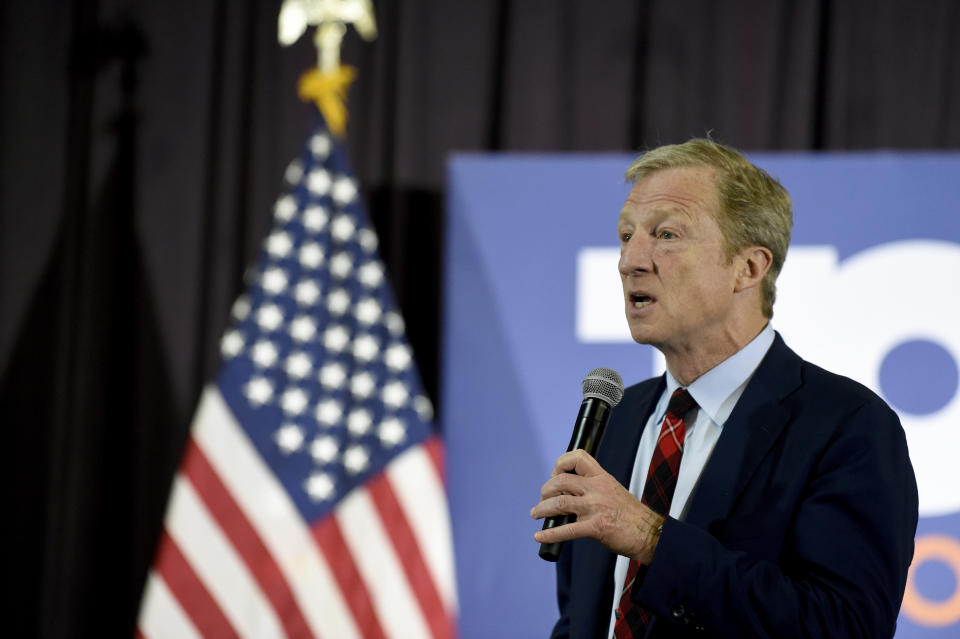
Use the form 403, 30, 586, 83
387, 446, 459, 615
166, 475, 285, 638
193, 386, 361, 639
337, 487, 433, 639
139, 572, 203, 639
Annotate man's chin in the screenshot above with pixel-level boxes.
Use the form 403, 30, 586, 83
628, 327, 662, 347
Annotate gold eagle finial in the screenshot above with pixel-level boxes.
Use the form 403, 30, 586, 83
278, 0, 377, 136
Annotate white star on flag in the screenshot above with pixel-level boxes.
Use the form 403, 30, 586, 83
385, 343, 412, 371
385, 310, 405, 335
262, 267, 288, 295
299, 242, 325, 268
283, 160, 303, 185
323, 325, 350, 352
332, 177, 358, 205
351, 371, 376, 399
245, 376, 273, 405
285, 351, 313, 379
274, 194, 297, 221
355, 297, 382, 325
251, 340, 279, 368
308, 168, 332, 195
266, 230, 294, 258
326, 288, 351, 315
305, 472, 335, 501
303, 205, 329, 232
231, 295, 251, 321
343, 445, 370, 474
353, 334, 379, 361
357, 227, 378, 252
382, 380, 410, 409
256, 304, 284, 332
289, 315, 317, 342
329, 252, 353, 278
221, 330, 244, 358
309, 132, 331, 158
378, 417, 407, 447
275, 423, 304, 453
348, 408, 373, 436
315, 398, 343, 426
331, 215, 356, 241
294, 280, 321, 306
358, 262, 384, 288
415, 395, 435, 421
281, 387, 309, 415
319, 362, 347, 389
310, 435, 339, 463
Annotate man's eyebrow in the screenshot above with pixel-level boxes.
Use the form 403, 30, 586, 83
619, 206, 693, 224
654, 204, 695, 221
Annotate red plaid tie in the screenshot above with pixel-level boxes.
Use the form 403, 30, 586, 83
613, 388, 697, 639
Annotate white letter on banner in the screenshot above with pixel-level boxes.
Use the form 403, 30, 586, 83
576, 248, 631, 342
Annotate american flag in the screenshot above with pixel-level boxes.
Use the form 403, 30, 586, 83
137, 118, 458, 638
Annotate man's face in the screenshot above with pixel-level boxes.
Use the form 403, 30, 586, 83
617, 166, 742, 354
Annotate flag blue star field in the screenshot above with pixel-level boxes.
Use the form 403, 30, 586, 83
138, 118, 458, 639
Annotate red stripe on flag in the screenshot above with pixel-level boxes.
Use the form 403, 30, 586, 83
182, 438, 314, 638
311, 515, 388, 639
423, 435, 447, 488
367, 471, 456, 639
154, 529, 240, 639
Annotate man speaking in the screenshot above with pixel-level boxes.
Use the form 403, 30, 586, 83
530, 139, 919, 638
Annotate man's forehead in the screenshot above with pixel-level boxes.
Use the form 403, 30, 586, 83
619, 167, 718, 221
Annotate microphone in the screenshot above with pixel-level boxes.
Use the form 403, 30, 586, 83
539, 367, 624, 562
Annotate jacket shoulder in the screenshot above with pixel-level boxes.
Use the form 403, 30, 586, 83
795, 357, 899, 419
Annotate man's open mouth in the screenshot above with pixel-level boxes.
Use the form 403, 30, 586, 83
631, 294, 654, 309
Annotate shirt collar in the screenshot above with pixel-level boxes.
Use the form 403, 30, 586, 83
660, 323, 775, 427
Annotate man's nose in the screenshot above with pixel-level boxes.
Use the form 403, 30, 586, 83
618, 235, 654, 275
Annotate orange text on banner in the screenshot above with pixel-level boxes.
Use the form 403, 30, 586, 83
902, 534, 960, 627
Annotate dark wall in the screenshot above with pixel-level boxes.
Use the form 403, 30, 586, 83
2, 0, 958, 636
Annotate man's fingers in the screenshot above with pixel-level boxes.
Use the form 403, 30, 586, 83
539, 471, 586, 500
530, 493, 579, 520
533, 519, 589, 545
552, 449, 603, 476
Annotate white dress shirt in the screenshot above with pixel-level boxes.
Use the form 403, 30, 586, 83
606, 323, 775, 637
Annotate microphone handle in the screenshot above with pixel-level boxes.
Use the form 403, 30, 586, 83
539, 397, 612, 562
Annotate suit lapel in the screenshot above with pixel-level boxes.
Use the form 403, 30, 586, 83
684, 334, 803, 528
603, 376, 665, 487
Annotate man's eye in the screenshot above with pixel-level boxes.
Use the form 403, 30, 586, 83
620, 232, 632, 242
658, 230, 677, 240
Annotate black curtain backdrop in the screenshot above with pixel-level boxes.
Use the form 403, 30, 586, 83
2, 0, 958, 636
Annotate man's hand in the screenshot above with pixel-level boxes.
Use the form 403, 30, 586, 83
531, 449, 664, 564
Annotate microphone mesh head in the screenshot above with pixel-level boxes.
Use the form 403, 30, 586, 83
582, 367, 624, 406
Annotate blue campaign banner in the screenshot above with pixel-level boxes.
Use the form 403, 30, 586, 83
441, 152, 960, 638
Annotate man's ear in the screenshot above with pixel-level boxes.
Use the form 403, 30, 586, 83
734, 246, 773, 293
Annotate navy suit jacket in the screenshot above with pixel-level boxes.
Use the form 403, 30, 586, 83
550, 334, 918, 638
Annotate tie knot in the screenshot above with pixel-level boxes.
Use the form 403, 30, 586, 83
666, 388, 696, 420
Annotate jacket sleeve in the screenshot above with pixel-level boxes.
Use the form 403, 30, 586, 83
549, 542, 573, 639
632, 398, 918, 638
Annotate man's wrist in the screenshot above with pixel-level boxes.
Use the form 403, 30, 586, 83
632, 511, 666, 564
